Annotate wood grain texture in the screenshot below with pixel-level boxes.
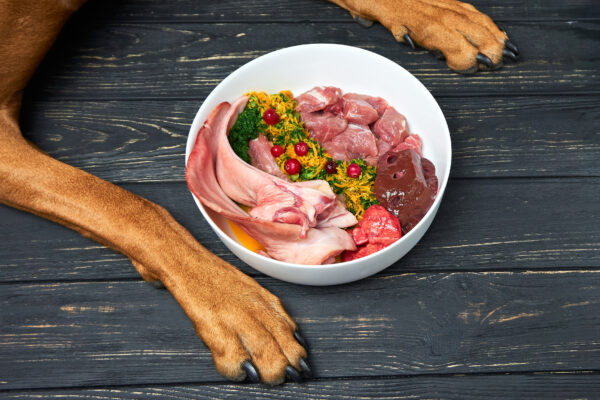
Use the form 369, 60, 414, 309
1, 271, 599, 389
2, 0, 599, 397
18, 96, 600, 182
73, 0, 600, 22
3, 373, 600, 399
1, 178, 599, 282
25, 21, 600, 101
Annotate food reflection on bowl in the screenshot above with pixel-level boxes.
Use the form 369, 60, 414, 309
185, 44, 451, 286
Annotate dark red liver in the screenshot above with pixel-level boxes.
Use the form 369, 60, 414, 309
374, 149, 437, 233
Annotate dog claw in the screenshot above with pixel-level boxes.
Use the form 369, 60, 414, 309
148, 281, 165, 289
285, 365, 302, 383
431, 50, 445, 60
299, 358, 312, 378
476, 53, 494, 68
294, 330, 308, 349
505, 40, 519, 55
502, 48, 518, 61
403, 33, 415, 50
242, 360, 260, 383
353, 15, 374, 28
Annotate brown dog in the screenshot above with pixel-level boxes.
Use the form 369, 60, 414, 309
0, 0, 516, 385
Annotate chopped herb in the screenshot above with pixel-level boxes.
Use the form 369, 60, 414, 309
228, 107, 261, 164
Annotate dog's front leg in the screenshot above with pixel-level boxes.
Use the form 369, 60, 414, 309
0, 123, 309, 384
0, 0, 308, 385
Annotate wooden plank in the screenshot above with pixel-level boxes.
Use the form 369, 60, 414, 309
1, 178, 599, 282
1, 271, 599, 389
19, 96, 600, 182
25, 21, 600, 100
3, 373, 600, 399
74, 0, 600, 22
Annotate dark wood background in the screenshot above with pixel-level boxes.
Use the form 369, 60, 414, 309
1, 0, 600, 398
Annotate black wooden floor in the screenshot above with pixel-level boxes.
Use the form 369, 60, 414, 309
2, 0, 600, 398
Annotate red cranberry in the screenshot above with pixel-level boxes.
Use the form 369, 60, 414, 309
284, 158, 301, 175
324, 160, 338, 174
347, 163, 362, 178
263, 108, 280, 125
270, 145, 284, 157
294, 142, 309, 156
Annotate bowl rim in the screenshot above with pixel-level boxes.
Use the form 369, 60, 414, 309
185, 43, 452, 270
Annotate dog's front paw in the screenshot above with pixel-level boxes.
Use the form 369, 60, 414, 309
335, 0, 519, 73
160, 253, 310, 385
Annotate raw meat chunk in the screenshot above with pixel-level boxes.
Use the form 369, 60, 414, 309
374, 149, 436, 233
248, 134, 288, 179
295, 86, 341, 113
421, 158, 438, 195
301, 111, 347, 143
342, 93, 389, 116
372, 107, 409, 147
342, 97, 379, 125
324, 98, 344, 115
322, 123, 378, 164
341, 204, 402, 261
393, 134, 422, 156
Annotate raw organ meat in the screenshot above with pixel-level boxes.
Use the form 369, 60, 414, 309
374, 149, 436, 233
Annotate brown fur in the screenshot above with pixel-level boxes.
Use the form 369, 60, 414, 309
0, 0, 507, 385
330, 0, 508, 71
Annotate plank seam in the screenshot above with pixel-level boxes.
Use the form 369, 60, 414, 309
66, 18, 600, 24
2, 266, 600, 285
23, 92, 600, 102
1, 369, 599, 393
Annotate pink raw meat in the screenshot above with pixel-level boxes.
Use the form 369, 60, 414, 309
342, 97, 379, 125
295, 86, 341, 113
376, 139, 393, 158
301, 111, 347, 143
324, 98, 344, 115
372, 106, 409, 147
393, 134, 422, 156
186, 97, 357, 264
323, 123, 379, 165
248, 134, 288, 179
315, 195, 359, 228
343, 93, 388, 116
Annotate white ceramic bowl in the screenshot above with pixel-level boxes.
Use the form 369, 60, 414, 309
185, 44, 451, 286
